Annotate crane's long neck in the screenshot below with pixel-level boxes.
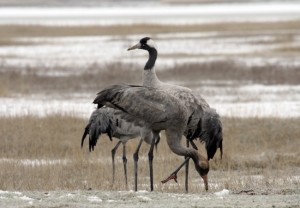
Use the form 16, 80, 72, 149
143, 48, 162, 87
144, 47, 157, 70
165, 129, 208, 170
166, 130, 197, 160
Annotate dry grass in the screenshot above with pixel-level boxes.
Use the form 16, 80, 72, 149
0, 20, 300, 38
161, 61, 300, 85
0, 63, 140, 95
0, 61, 299, 96
0, 115, 299, 192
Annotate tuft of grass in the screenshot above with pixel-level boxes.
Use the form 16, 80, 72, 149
0, 115, 299, 192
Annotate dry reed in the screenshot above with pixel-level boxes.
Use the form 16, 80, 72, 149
1, 20, 300, 38
0, 61, 299, 97
0, 115, 299, 192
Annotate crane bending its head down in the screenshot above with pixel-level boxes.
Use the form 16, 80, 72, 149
93, 84, 209, 191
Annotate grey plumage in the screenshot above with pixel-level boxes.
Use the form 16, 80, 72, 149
199, 108, 223, 160
81, 107, 113, 152
81, 106, 160, 185
128, 37, 223, 160
93, 84, 210, 191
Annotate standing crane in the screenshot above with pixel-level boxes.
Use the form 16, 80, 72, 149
127, 37, 223, 192
93, 84, 210, 191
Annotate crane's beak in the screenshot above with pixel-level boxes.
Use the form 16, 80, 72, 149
201, 174, 208, 191
127, 42, 141, 51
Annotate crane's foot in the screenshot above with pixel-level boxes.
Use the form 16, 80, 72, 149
161, 173, 178, 184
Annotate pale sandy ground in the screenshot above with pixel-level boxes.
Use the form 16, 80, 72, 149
1, 189, 300, 208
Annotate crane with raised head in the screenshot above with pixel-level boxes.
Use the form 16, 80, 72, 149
93, 84, 210, 191
127, 37, 223, 192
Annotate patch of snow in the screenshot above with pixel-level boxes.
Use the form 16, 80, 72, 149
214, 189, 230, 197
0, 158, 70, 166
136, 190, 149, 194
213, 101, 300, 118
287, 176, 300, 183
0, 97, 94, 118
87, 196, 102, 202
137, 195, 152, 202
0, 190, 22, 195
19, 195, 34, 201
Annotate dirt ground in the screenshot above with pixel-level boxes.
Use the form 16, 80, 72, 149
1, 188, 299, 208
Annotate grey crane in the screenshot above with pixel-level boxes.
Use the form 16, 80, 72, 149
93, 84, 210, 191
81, 107, 160, 185
128, 37, 223, 191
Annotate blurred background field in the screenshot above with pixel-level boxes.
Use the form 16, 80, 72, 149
1, 0, 300, 118
0, 0, 299, 198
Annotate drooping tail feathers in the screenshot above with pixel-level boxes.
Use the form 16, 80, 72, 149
81, 123, 90, 149
81, 108, 114, 152
186, 107, 223, 160
199, 108, 223, 160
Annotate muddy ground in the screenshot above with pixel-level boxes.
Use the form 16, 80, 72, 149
1, 188, 299, 208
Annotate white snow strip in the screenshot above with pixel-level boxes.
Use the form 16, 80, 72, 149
19, 195, 34, 201
0, 3, 300, 26
137, 190, 149, 194
213, 101, 300, 118
1, 96, 299, 118
214, 189, 230, 197
87, 196, 102, 202
0, 158, 70, 166
137, 195, 152, 201
0, 97, 94, 118
1, 32, 300, 71
0, 190, 22, 195
0, 4, 299, 17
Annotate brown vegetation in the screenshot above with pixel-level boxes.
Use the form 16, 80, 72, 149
0, 20, 300, 38
0, 115, 299, 192
0, 61, 299, 96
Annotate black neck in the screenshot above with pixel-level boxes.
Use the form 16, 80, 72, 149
144, 47, 157, 70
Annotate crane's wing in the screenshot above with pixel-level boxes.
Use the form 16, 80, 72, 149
165, 86, 222, 160
166, 87, 208, 138
93, 84, 173, 128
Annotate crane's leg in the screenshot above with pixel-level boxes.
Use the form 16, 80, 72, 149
133, 139, 143, 192
148, 137, 156, 192
161, 157, 190, 184
185, 139, 190, 193
161, 139, 198, 188
190, 139, 198, 150
122, 143, 128, 185
111, 141, 122, 184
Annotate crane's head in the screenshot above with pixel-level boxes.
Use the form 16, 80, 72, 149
127, 37, 157, 51
187, 150, 209, 191
195, 155, 209, 191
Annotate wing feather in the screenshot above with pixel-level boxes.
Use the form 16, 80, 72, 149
93, 84, 174, 126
